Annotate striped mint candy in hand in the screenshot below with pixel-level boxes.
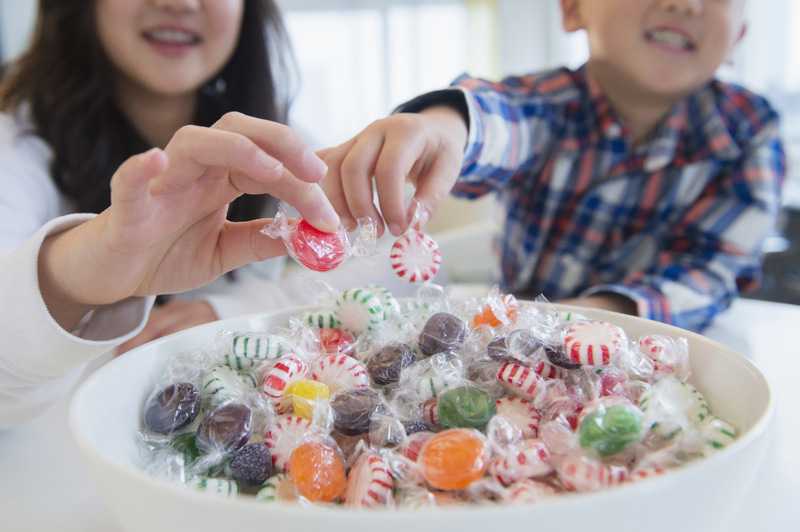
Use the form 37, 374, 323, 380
563, 321, 625, 366
390, 230, 441, 283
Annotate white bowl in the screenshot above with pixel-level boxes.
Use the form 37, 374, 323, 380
69, 304, 773, 532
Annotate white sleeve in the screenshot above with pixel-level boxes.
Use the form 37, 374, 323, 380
0, 215, 156, 428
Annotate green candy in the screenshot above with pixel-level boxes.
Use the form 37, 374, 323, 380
437, 386, 496, 430
170, 432, 202, 466
579, 404, 643, 457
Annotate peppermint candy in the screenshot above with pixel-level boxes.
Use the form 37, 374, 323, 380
701, 417, 737, 453
188, 477, 238, 497
262, 354, 310, 404
495, 397, 541, 439
401, 431, 435, 462
556, 454, 628, 492
368, 284, 401, 318
344, 451, 394, 508
506, 479, 559, 504
390, 230, 441, 283
303, 310, 341, 330
201, 365, 256, 408
264, 415, 312, 471
490, 439, 553, 486
563, 321, 625, 366
311, 353, 369, 394
497, 361, 544, 400
225, 333, 293, 371
629, 466, 667, 482
533, 360, 566, 380
256, 473, 296, 502
335, 288, 386, 334
639, 376, 710, 439
422, 398, 440, 428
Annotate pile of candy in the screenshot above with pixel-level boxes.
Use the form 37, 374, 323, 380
139, 286, 738, 508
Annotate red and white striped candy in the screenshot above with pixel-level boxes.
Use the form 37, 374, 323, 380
506, 479, 559, 504
556, 454, 628, 492
497, 361, 543, 400
422, 398, 439, 428
262, 354, 309, 402
390, 230, 442, 283
345, 452, 394, 508
495, 397, 541, 439
320, 328, 356, 355
563, 321, 624, 366
264, 414, 312, 471
490, 439, 553, 486
533, 360, 566, 380
311, 353, 369, 394
629, 466, 667, 482
401, 431, 435, 462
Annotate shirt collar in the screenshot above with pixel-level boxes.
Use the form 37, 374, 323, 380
577, 65, 742, 172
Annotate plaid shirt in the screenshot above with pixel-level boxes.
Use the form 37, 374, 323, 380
408, 66, 785, 332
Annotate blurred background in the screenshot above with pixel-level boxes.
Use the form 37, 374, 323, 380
0, 0, 797, 303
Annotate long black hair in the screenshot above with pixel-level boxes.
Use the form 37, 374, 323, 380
0, 0, 294, 223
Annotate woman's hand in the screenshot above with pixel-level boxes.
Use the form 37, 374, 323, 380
38, 112, 339, 329
115, 299, 218, 356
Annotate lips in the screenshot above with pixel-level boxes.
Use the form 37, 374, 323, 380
644, 27, 697, 52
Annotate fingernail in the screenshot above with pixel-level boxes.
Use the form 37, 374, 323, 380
304, 149, 328, 179
389, 223, 402, 236
320, 204, 341, 232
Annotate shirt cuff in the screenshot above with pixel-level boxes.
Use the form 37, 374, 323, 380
580, 283, 670, 323
2, 213, 155, 381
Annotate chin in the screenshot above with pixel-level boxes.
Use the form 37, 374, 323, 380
143, 76, 206, 97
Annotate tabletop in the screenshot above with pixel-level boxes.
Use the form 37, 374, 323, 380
1, 298, 799, 532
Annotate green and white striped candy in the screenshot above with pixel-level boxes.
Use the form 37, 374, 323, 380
188, 477, 239, 497
256, 473, 292, 502
202, 365, 256, 407
302, 310, 341, 329
225, 333, 293, 370
368, 285, 401, 318
639, 376, 711, 439
701, 417, 737, 453
335, 288, 386, 334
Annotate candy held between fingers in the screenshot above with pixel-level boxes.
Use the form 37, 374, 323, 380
311, 353, 370, 394
144, 383, 201, 435
264, 414, 312, 471
288, 441, 347, 503
290, 219, 348, 272
563, 321, 625, 366
437, 385, 496, 431
196, 403, 252, 455
419, 429, 490, 491
345, 451, 394, 508
391, 230, 442, 283
229, 443, 273, 486
335, 288, 386, 334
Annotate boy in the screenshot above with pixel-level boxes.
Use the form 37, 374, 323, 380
319, 0, 785, 332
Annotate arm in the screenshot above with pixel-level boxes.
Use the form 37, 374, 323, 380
582, 123, 785, 332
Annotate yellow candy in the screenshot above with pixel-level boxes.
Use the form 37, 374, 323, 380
286, 379, 330, 419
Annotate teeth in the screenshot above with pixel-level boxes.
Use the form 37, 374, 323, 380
648, 30, 692, 50
147, 29, 196, 44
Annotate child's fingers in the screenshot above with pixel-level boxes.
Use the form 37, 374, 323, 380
374, 133, 426, 236
214, 218, 289, 274
109, 148, 168, 204
411, 151, 460, 224
213, 112, 328, 183
341, 133, 385, 235
319, 141, 357, 230
152, 126, 285, 194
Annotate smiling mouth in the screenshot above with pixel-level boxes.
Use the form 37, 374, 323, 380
142, 28, 203, 46
644, 29, 697, 52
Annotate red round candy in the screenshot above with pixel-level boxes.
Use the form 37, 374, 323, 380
290, 219, 347, 272
319, 328, 355, 354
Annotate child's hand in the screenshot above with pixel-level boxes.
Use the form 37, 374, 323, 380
319, 106, 468, 236
38, 113, 339, 328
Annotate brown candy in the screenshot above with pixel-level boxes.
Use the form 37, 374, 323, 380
418, 313, 466, 357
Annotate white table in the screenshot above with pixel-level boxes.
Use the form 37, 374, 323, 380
2, 299, 799, 531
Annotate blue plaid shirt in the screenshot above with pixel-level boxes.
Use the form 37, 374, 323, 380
407, 66, 785, 332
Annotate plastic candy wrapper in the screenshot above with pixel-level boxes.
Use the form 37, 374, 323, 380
261, 202, 377, 272
390, 202, 442, 283
137, 285, 738, 508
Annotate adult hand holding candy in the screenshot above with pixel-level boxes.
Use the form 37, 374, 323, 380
38, 113, 339, 330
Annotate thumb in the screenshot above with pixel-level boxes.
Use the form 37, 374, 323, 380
214, 218, 288, 275
110, 148, 169, 204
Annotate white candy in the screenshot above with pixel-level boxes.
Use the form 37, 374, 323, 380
701, 417, 737, 453
262, 354, 309, 403
490, 439, 553, 486
303, 310, 341, 330
563, 321, 624, 366
201, 365, 256, 407
556, 454, 628, 492
225, 333, 294, 371
639, 376, 710, 438
506, 479, 558, 504
345, 451, 394, 508
495, 397, 541, 439
390, 230, 441, 283
256, 473, 295, 502
311, 353, 369, 394
264, 415, 312, 471
497, 361, 543, 400
335, 288, 386, 334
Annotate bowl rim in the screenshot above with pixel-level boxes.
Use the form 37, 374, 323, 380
68, 302, 775, 518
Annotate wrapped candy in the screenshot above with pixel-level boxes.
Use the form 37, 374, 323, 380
220, 332, 294, 371
562, 320, 626, 367
419, 429, 490, 491
261, 203, 376, 272
195, 403, 253, 455
288, 439, 347, 502
390, 203, 441, 284
344, 451, 394, 508
143, 383, 201, 435
577, 400, 644, 457
639, 376, 710, 439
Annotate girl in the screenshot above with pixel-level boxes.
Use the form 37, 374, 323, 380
0, 0, 339, 427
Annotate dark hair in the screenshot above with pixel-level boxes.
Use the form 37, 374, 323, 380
0, 0, 294, 223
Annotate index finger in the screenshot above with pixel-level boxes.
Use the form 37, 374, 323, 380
213, 112, 328, 183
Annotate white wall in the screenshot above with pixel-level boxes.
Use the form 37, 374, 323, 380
0, 0, 36, 61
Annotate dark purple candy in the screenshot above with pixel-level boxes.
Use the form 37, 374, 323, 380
144, 383, 200, 434
546, 345, 581, 370
418, 313, 466, 356
229, 443, 272, 486
486, 336, 510, 361
331, 388, 384, 436
367, 343, 417, 385
196, 403, 252, 454
402, 419, 432, 435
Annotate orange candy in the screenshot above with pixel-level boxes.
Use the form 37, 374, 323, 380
287, 441, 347, 502
419, 429, 489, 491
472, 294, 519, 328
